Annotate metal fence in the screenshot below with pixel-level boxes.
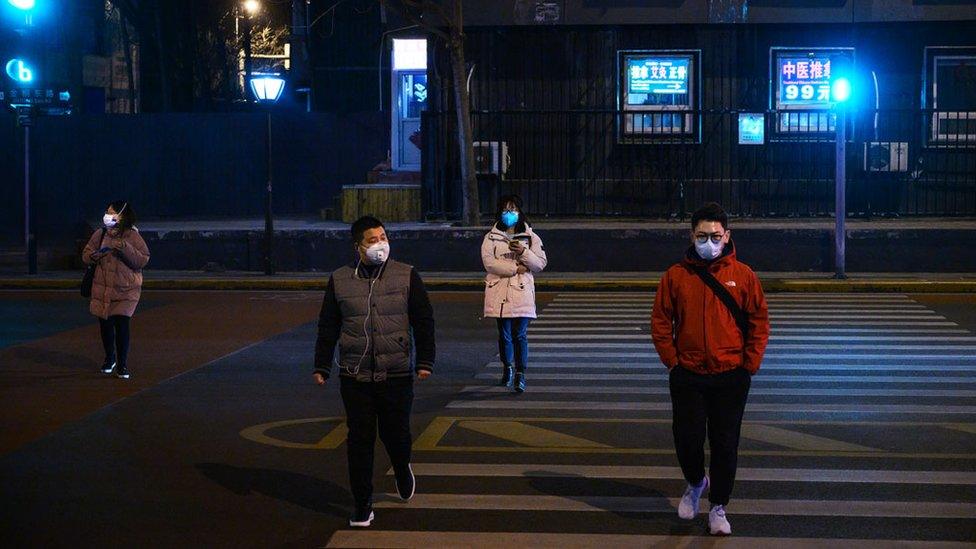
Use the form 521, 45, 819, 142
422, 108, 976, 219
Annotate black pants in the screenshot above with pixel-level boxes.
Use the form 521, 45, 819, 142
339, 376, 414, 510
98, 315, 131, 368
669, 366, 751, 506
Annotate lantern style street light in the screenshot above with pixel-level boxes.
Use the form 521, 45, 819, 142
249, 74, 286, 103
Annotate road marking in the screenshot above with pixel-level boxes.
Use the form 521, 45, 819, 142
449, 417, 882, 453
462, 385, 976, 398
370, 493, 976, 519
485, 361, 976, 371
531, 343, 976, 351
392, 463, 976, 485
238, 417, 346, 450
456, 420, 610, 448
474, 372, 976, 384
446, 400, 976, 414
537, 315, 947, 320
741, 423, 881, 452
529, 335, 976, 342
542, 308, 934, 314
525, 352, 976, 360
327, 531, 973, 549
533, 320, 959, 326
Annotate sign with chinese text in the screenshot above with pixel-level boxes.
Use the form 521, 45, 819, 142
626, 56, 690, 99
777, 55, 834, 106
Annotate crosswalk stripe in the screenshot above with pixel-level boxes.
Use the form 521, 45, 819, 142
533, 320, 960, 326
529, 335, 976, 342
488, 363, 976, 372
527, 352, 976, 360
474, 372, 976, 384
532, 328, 970, 334
532, 343, 976, 351
394, 463, 976, 485
446, 400, 976, 414
538, 313, 944, 318
327, 531, 973, 549
370, 494, 976, 519
544, 305, 931, 311
461, 385, 976, 398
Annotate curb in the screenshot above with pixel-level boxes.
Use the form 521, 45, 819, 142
2, 278, 975, 293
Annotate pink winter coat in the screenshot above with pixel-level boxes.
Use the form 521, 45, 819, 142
82, 228, 150, 319
482, 225, 547, 319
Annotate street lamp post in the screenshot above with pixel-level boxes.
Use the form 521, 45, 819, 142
264, 113, 275, 276
831, 76, 852, 280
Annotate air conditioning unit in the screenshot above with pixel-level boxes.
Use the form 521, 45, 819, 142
473, 141, 511, 178
863, 142, 908, 172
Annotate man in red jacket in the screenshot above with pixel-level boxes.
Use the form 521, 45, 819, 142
651, 202, 770, 536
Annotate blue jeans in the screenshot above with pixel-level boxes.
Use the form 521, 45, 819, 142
497, 318, 531, 373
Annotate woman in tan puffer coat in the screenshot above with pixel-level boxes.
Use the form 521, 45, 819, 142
82, 201, 150, 379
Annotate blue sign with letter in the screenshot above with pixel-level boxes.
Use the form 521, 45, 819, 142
5, 58, 33, 83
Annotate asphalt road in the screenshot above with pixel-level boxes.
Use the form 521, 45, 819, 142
1, 290, 974, 548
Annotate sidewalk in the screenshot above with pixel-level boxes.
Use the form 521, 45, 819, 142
2, 270, 975, 292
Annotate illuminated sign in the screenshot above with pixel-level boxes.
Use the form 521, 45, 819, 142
626, 56, 690, 98
5, 58, 33, 83
738, 113, 765, 145
777, 55, 832, 106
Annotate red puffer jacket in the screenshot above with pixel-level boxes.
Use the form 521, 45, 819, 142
651, 242, 770, 375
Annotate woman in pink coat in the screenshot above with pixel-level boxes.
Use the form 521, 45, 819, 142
482, 195, 547, 393
82, 201, 150, 380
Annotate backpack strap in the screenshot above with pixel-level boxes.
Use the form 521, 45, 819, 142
690, 264, 750, 339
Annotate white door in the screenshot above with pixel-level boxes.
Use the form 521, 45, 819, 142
392, 39, 427, 171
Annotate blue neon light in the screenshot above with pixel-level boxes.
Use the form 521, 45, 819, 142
5, 58, 33, 83
7, 0, 36, 10
831, 77, 852, 103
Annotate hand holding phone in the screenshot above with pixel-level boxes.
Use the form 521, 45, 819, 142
508, 240, 525, 255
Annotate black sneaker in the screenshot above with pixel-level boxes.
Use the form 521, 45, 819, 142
116, 366, 131, 380
500, 365, 514, 387
349, 505, 374, 528
394, 463, 415, 501
514, 372, 526, 393
100, 361, 116, 375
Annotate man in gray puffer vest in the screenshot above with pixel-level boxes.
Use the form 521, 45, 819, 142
313, 216, 435, 529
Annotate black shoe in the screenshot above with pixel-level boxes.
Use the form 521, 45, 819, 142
500, 365, 514, 387
394, 463, 416, 502
514, 372, 526, 393
100, 361, 116, 375
116, 366, 130, 380
349, 505, 374, 528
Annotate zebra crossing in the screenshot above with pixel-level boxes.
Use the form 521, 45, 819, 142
327, 292, 976, 547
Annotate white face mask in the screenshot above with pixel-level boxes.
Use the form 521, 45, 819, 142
103, 214, 119, 228
362, 241, 390, 265
695, 239, 724, 261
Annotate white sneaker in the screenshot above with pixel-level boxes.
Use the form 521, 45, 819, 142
709, 505, 732, 536
677, 476, 708, 519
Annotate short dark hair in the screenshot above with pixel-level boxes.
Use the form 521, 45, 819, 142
691, 202, 728, 231
108, 200, 136, 232
351, 216, 385, 244
494, 194, 528, 233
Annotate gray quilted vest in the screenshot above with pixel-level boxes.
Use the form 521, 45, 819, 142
332, 259, 413, 382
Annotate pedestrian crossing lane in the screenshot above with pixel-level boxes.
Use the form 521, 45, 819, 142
328, 292, 976, 546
